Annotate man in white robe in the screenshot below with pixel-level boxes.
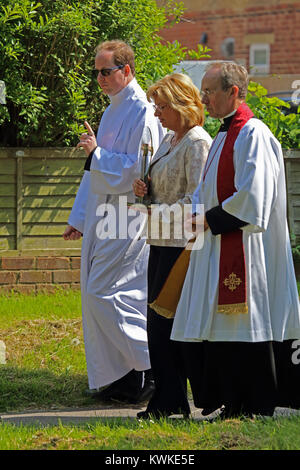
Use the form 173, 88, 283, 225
63, 40, 164, 402
171, 62, 300, 418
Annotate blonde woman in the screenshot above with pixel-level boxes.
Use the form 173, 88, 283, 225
133, 73, 212, 419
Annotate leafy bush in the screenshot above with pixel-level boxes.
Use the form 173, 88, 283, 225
290, 233, 300, 262
1, 1, 299, 149
246, 81, 300, 150
204, 81, 300, 150
0, 0, 198, 147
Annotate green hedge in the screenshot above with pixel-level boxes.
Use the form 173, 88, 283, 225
0, 0, 193, 147
204, 81, 300, 150
1, 1, 299, 149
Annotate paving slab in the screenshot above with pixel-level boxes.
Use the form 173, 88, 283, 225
1, 404, 300, 427
0, 402, 213, 426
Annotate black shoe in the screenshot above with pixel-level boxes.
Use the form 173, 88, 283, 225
109, 390, 140, 404
137, 410, 169, 420
89, 370, 143, 403
88, 386, 116, 401
201, 406, 221, 416
87, 384, 136, 403
137, 381, 155, 403
218, 407, 274, 420
251, 408, 275, 418
85, 388, 101, 397
207, 406, 253, 422
94, 386, 140, 404
137, 409, 190, 420
219, 408, 253, 420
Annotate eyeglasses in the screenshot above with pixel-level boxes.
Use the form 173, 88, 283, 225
200, 89, 217, 99
153, 103, 168, 112
93, 64, 125, 78
200, 86, 232, 99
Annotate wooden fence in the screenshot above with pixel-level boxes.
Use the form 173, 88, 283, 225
0, 147, 86, 255
0, 147, 299, 256
284, 150, 300, 247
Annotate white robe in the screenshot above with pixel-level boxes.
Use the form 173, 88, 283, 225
68, 78, 164, 389
171, 118, 300, 343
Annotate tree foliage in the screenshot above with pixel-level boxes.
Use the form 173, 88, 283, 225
0, 0, 204, 147
246, 81, 300, 150
204, 81, 300, 150
0, 1, 299, 149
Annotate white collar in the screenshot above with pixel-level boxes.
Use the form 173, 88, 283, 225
220, 109, 237, 124
109, 78, 138, 106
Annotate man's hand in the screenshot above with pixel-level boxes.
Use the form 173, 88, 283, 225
132, 178, 148, 197
63, 225, 82, 241
184, 213, 209, 237
76, 121, 97, 156
192, 214, 209, 232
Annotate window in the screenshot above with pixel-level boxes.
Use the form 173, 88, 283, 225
249, 44, 270, 75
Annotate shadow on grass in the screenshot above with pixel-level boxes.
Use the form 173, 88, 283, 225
0, 365, 91, 412
0, 366, 146, 426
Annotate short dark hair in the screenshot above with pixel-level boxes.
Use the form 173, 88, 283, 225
95, 40, 135, 76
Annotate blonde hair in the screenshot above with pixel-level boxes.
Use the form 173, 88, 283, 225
95, 40, 135, 76
147, 73, 204, 127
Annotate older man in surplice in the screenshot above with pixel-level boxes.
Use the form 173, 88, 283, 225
171, 62, 300, 419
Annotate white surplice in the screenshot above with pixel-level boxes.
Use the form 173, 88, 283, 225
171, 118, 300, 343
68, 78, 164, 389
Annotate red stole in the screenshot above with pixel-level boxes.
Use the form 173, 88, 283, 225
217, 103, 254, 314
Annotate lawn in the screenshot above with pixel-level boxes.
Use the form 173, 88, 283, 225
0, 289, 89, 412
1, 414, 300, 451
0, 288, 300, 451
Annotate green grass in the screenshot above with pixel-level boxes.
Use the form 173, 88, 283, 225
0, 288, 82, 325
0, 288, 300, 450
0, 289, 89, 411
1, 415, 300, 450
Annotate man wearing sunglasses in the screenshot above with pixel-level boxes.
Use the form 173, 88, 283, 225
63, 40, 164, 404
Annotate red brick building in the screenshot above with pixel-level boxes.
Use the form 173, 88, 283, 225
159, 0, 300, 93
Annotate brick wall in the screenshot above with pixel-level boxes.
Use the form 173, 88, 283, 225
0, 254, 298, 293
0, 255, 81, 294
0, 252, 299, 294
160, 3, 300, 75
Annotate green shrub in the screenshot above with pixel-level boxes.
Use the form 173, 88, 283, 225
246, 81, 300, 150
204, 80, 300, 150
1, 1, 298, 150
0, 0, 202, 147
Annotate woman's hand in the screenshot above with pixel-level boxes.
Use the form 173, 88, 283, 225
133, 178, 148, 197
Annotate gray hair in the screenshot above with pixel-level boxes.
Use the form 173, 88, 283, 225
205, 61, 249, 99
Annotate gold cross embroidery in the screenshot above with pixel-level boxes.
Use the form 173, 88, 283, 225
223, 272, 242, 291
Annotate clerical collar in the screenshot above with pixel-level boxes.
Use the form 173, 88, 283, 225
109, 78, 138, 106
218, 110, 237, 132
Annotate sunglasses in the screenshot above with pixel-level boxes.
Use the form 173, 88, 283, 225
92, 64, 125, 78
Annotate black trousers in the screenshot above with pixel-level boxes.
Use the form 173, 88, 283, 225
145, 246, 300, 416
183, 339, 300, 415
145, 245, 197, 415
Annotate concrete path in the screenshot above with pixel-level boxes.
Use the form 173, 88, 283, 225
0, 403, 204, 426
1, 404, 300, 427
